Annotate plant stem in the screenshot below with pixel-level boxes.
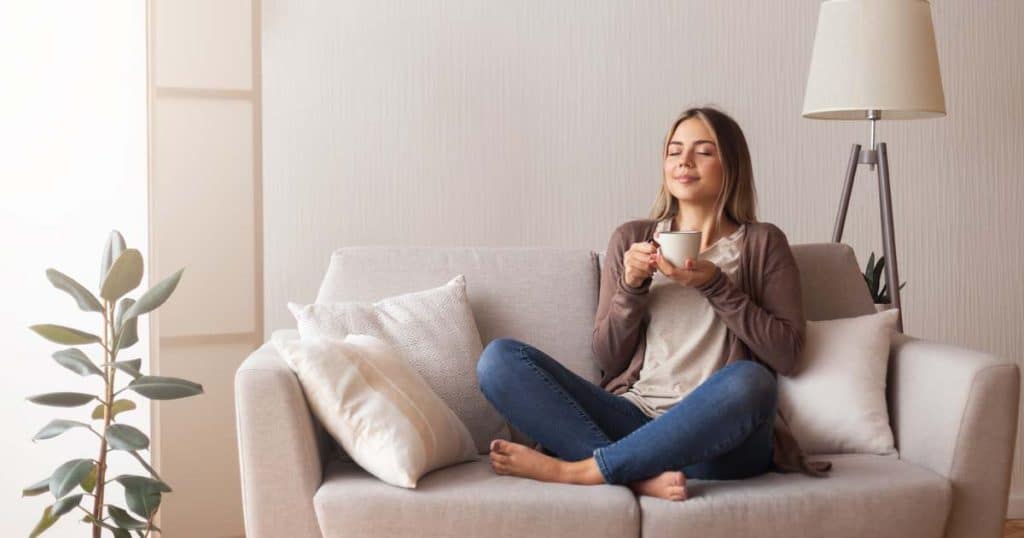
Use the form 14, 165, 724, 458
91, 300, 119, 538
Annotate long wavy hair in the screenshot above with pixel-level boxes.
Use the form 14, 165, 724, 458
649, 106, 759, 234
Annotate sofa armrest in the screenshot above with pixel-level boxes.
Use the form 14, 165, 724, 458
235, 330, 325, 538
888, 333, 1020, 538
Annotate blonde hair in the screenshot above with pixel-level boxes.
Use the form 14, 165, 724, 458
649, 106, 759, 234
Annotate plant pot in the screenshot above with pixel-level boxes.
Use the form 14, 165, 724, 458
874, 302, 893, 313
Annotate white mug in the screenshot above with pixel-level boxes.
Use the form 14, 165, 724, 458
656, 230, 701, 268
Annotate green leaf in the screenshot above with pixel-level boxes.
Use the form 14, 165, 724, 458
33, 419, 91, 441
115, 298, 139, 350
29, 505, 58, 538
91, 399, 137, 420
100, 249, 143, 302
125, 485, 163, 520
100, 230, 127, 289
106, 505, 148, 530
52, 493, 83, 518
113, 474, 172, 493
114, 529, 132, 538
27, 392, 97, 407
29, 324, 101, 345
118, 474, 170, 521
80, 463, 97, 493
52, 348, 103, 377
128, 375, 203, 400
46, 268, 102, 312
873, 256, 886, 286
22, 477, 51, 497
865, 252, 876, 275
49, 458, 94, 498
866, 271, 877, 294
122, 268, 184, 322
106, 423, 150, 451
113, 359, 143, 379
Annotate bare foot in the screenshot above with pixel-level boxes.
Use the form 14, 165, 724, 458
488, 439, 567, 483
629, 471, 688, 501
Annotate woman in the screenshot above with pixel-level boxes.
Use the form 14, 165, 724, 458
476, 106, 831, 502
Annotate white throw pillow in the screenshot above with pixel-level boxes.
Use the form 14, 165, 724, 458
287, 274, 510, 454
778, 308, 901, 455
273, 332, 478, 488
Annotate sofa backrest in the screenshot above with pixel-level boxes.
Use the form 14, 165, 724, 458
315, 246, 603, 382
315, 242, 873, 389
789, 242, 876, 320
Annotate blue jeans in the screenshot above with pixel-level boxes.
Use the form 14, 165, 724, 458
476, 338, 777, 485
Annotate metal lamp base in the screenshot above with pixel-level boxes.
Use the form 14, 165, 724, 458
831, 141, 905, 333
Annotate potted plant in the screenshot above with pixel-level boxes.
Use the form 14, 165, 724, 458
863, 251, 907, 312
22, 231, 203, 538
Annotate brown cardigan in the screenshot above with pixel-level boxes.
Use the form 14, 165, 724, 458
593, 218, 832, 478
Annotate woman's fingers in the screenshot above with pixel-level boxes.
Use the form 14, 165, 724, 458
625, 257, 656, 278
633, 241, 657, 254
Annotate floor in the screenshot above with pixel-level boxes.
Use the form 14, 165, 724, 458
1006, 520, 1024, 538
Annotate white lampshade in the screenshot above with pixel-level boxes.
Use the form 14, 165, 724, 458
802, 0, 946, 120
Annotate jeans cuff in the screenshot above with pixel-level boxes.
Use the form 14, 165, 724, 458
593, 447, 614, 484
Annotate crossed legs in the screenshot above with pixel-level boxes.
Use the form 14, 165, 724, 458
476, 338, 776, 500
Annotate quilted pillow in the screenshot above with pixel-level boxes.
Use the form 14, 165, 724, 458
288, 274, 510, 454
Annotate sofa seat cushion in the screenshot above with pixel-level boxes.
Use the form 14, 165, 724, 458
313, 455, 638, 538
639, 453, 951, 538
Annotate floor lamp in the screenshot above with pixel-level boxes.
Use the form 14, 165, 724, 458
802, 0, 947, 334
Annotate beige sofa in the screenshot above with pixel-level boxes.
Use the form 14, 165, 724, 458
235, 241, 1019, 538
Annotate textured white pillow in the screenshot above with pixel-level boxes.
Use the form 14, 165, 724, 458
273, 332, 478, 488
778, 308, 901, 455
287, 274, 510, 454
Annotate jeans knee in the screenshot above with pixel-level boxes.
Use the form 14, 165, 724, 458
477, 337, 525, 394
731, 360, 778, 413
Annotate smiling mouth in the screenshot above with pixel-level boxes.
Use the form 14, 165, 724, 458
675, 176, 700, 182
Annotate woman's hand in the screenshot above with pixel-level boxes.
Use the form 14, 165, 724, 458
652, 252, 720, 288
622, 241, 659, 289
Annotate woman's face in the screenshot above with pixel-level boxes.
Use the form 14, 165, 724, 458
663, 117, 724, 207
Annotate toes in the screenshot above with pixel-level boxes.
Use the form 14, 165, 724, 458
668, 485, 688, 501
671, 483, 688, 502
499, 440, 521, 454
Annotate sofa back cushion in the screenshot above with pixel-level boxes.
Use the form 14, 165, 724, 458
790, 242, 876, 320
316, 246, 602, 383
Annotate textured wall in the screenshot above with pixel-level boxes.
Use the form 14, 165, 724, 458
262, 0, 1024, 509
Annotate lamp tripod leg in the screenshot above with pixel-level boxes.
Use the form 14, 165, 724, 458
832, 144, 861, 243
876, 142, 904, 333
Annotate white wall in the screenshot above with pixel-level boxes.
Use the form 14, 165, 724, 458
0, 1, 147, 535
262, 0, 1024, 514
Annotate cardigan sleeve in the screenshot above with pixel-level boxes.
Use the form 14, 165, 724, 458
694, 224, 807, 376
592, 222, 651, 379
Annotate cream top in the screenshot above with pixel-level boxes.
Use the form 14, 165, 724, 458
621, 217, 746, 418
